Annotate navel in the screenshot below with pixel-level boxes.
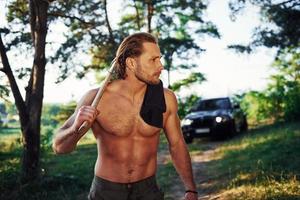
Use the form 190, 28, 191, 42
127, 169, 134, 175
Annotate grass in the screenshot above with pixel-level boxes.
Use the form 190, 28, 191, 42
205, 121, 300, 200
0, 127, 22, 152
0, 127, 97, 200
1, 122, 299, 199
0, 129, 197, 200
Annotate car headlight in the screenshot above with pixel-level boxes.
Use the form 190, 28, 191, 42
181, 118, 193, 126
215, 116, 222, 123
215, 116, 230, 123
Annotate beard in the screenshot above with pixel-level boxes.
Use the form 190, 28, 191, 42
135, 63, 160, 85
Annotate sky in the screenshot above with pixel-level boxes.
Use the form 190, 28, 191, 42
0, 0, 276, 103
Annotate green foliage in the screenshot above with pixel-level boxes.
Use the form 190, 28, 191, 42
0, 85, 10, 101
227, 1, 300, 124
0, 102, 18, 128
170, 72, 206, 92
177, 94, 200, 119
0, 103, 7, 128
239, 91, 268, 124
239, 47, 300, 124
7, 0, 29, 23
0, 103, 7, 114
271, 48, 300, 120
2, 0, 218, 98
41, 103, 61, 127
53, 101, 76, 125
101, 0, 219, 86
284, 86, 300, 121
40, 102, 77, 150
2, 0, 31, 57
41, 125, 56, 150
228, 0, 300, 53
0, 142, 95, 200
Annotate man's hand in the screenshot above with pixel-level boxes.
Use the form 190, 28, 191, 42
184, 191, 198, 200
72, 106, 99, 133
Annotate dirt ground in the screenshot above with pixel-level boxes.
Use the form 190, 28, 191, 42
158, 139, 225, 200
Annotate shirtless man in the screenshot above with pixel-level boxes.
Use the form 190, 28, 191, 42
53, 32, 198, 200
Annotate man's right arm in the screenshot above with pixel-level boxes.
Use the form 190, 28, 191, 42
52, 89, 99, 154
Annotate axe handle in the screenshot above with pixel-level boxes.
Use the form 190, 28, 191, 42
77, 61, 116, 135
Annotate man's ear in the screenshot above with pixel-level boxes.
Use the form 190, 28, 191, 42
125, 57, 136, 71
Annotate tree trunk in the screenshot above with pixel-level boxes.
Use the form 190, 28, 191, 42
104, 0, 115, 44
146, 1, 154, 33
21, 0, 48, 182
133, 0, 141, 30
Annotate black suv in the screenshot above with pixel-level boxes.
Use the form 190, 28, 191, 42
181, 97, 247, 143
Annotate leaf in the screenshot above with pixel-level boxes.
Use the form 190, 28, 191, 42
170, 72, 206, 92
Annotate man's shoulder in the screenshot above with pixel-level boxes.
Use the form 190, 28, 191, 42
163, 88, 176, 100
85, 88, 99, 99
163, 88, 178, 112
77, 88, 99, 106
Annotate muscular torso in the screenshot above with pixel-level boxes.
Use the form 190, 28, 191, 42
90, 81, 166, 183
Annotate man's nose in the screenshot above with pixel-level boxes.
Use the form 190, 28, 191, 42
158, 61, 164, 71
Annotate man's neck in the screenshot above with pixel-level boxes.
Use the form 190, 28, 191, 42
122, 77, 147, 104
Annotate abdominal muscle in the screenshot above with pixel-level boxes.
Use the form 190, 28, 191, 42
92, 123, 161, 183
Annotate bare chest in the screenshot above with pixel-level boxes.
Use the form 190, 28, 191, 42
95, 95, 160, 137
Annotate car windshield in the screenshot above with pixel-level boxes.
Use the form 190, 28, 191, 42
192, 99, 231, 111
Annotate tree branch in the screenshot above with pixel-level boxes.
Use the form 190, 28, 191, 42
133, 0, 141, 30
48, 12, 95, 27
26, 0, 48, 109
275, 0, 299, 8
0, 34, 28, 126
146, 0, 154, 33
104, 0, 115, 44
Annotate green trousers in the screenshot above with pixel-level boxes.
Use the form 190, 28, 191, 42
88, 175, 164, 200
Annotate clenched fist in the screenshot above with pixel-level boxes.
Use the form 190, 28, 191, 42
72, 106, 99, 133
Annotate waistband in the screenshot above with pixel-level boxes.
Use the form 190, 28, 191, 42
92, 175, 157, 191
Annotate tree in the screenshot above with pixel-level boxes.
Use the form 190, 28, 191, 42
270, 47, 300, 120
119, 0, 220, 86
170, 72, 206, 92
228, 0, 300, 54
50, 0, 220, 87
239, 48, 300, 123
0, 0, 113, 183
0, 0, 49, 182
228, 0, 300, 123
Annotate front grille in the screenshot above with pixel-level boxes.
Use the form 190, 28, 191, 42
191, 117, 214, 128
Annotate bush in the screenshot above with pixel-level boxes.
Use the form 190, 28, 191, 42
41, 125, 57, 150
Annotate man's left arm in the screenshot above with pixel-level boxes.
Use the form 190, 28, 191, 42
163, 90, 197, 199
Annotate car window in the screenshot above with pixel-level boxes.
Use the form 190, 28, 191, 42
195, 99, 231, 111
